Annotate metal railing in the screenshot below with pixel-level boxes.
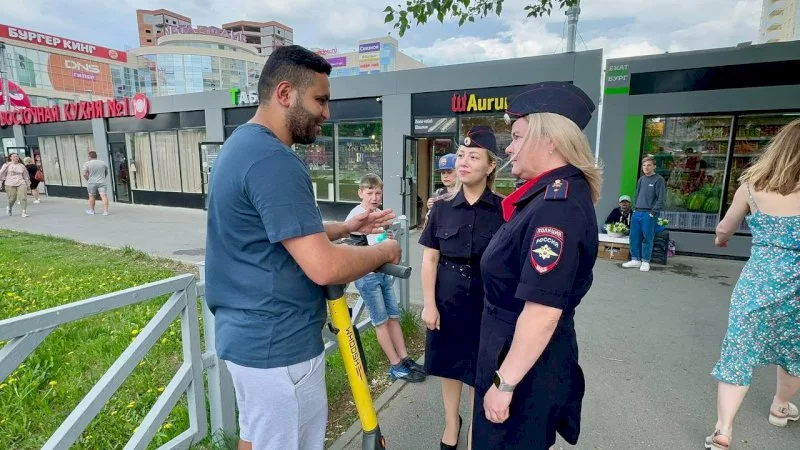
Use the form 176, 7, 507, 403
0, 217, 411, 448
0, 274, 207, 450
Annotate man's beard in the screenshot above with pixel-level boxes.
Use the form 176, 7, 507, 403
287, 101, 321, 145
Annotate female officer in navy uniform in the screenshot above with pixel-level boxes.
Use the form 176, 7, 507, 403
472, 82, 602, 450
419, 126, 505, 449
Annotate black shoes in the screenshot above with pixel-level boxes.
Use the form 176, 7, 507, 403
440, 414, 463, 450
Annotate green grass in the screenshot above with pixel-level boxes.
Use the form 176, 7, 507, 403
0, 230, 425, 449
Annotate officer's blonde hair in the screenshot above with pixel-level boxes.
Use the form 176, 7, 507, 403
522, 112, 602, 204
446, 145, 498, 200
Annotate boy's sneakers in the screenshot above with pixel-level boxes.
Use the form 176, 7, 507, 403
403, 357, 427, 375
622, 259, 641, 268
390, 362, 425, 383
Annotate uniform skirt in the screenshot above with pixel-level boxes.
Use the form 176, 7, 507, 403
424, 259, 485, 386
472, 301, 585, 449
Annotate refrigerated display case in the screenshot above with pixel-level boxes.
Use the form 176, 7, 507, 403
640, 112, 798, 234
642, 115, 731, 232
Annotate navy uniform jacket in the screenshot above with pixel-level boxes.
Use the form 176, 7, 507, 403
482, 163, 598, 316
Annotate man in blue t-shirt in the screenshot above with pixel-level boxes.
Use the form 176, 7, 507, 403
205, 45, 401, 450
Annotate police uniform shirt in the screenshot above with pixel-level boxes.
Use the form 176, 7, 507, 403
420, 188, 504, 261
481, 164, 598, 314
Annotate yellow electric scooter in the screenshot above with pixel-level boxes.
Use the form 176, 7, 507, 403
327, 230, 411, 450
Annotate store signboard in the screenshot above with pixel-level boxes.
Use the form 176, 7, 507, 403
414, 117, 457, 135
163, 25, 246, 43
359, 51, 380, 73
0, 78, 32, 108
451, 92, 509, 113
326, 56, 347, 68
0, 93, 151, 128
314, 48, 338, 56
229, 87, 259, 106
605, 63, 631, 95
47, 53, 113, 97
359, 42, 381, 53
0, 24, 128, 63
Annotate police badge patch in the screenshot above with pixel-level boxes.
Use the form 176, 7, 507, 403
530, 226, 564, 274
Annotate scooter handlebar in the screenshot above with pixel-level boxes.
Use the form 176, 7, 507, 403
376, 263, 411, 279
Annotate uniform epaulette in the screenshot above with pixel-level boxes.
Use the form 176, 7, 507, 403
544, 179, 568, 201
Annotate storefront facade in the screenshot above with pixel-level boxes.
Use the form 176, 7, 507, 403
598, 40, 800, 258
2, 50, 603, 224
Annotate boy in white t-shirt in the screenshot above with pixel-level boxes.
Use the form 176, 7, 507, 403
346, 174, 426, 382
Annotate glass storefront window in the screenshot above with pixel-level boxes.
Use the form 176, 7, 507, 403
642, 115, 732, 232
294, 124, 334, 201
178, 129, 207, 193
127, 132, 155, 191
459, 115, 514, 195
337, 122, 383, 202
727, 113, 797, 231
37, 136, 62, 185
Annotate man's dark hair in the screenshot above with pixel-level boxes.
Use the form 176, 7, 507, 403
88, 151, 97, 159
258, 45, 332, 103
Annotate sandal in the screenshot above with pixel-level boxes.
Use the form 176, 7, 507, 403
769, 401, 799, 427
704, 429, 731, 449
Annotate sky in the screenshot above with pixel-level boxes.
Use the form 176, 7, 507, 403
4, 0, 764, 66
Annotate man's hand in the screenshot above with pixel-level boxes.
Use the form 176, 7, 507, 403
427, 197, 435, 209
375, 239, 402, 265
346, 208, 396, 235
484, 385, 512, 424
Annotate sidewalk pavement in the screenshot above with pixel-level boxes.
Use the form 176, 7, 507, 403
3, 193, 797, 448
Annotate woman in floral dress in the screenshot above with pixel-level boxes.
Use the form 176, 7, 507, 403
705, 119, 800, 449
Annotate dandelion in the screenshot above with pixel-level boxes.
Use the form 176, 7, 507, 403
48, 380, 58, 387
127, 401, 136, 408
147, 388, 153, 394
157, 387, 165, 393
131, 329, 140, 336
162, 423, 173, 430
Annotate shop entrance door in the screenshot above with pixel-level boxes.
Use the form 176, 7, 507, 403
402, 136, 420, 228
200, 142, 223, 210
108, 143, 131, 203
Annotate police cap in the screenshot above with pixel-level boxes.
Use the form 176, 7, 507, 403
436, 153, 456, 171
462, 125, 498, 155
504, 81, 595, 130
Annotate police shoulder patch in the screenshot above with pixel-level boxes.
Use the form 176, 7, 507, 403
544, 179, 569, 201
530, 226, 564, 274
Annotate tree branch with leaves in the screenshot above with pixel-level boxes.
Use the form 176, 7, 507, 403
384, 0, 580, 37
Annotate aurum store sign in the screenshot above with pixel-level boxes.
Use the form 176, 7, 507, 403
451, 92, 509, 113
0, 93, 151, 128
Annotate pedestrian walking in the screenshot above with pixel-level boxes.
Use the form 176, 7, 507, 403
705, 118, 800, 449
82, 151, 110, 216
0, 153, 32, 218
472, 82, 601, 450
24, 157, 42, 204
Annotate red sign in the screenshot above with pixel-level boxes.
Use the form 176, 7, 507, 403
0, 24, 128, 63
0, 94, 151, 128
0, 78, 32, 108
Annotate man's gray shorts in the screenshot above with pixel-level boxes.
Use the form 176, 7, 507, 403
87, 183, 107, 196
225, 352, 327, 450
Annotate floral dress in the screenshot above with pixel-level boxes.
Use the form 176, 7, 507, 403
711, 190, 800, 386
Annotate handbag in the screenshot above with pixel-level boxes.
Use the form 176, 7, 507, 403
34, 169, 44, 182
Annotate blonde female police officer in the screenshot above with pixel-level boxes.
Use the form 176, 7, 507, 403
420, 126, 505, 449
472, 82, 602, 450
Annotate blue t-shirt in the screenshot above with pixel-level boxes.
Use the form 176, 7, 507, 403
205, 123, 326, 369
